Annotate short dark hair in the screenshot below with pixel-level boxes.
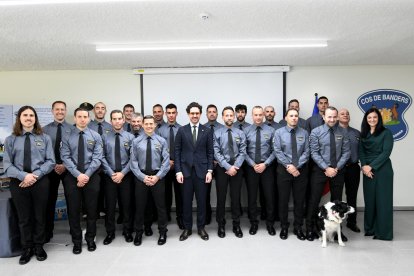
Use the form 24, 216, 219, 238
222, 106, 234, 115
288, 99, 299, 106
110, 109, 124, 120
361, 108, 385, 138
52, 101, 67, 109
284, 108, 299, 117
143, 115, 155, 123
165, 103, 177, 110
318, 96, 329, 103
235, 104, 247, 113
186, 102, 202, 114
325, 106, 338, 114
153, 104, 163, 110
74, 107, 90, 116
123, 104, 135, 111
13, 106, 43, 136
206, 104, 218, 112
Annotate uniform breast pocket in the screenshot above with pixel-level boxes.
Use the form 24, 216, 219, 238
36, 143, 46, 155
87, 141, 96, 152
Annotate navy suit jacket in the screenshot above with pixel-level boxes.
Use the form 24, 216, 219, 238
174, 123, 214, 179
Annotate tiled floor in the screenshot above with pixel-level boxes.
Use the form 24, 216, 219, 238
1, 211, 413, 276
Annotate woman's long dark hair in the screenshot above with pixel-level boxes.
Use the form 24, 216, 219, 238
361, 107, 385, 138
12, 106, 43, 136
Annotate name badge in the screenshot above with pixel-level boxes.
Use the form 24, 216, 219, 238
263, 134, 270, 140
335, 135, 343, 140
155, 144, 161, 150
297, 136, 304, 142
235, 137, 241, 143
87, 140, 95, 145
124, 143, 129, 148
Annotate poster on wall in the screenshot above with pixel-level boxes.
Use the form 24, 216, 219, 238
0, 105, 13, 155
357, 89, 412, 141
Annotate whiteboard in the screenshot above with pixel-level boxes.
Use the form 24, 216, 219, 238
142, 72, 284, 125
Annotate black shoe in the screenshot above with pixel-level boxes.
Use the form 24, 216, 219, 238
293, 228, 306, 241
117, 215, 123, 224
198, 228, 209, 241
347, 223, 361, 233
233, 226, 243, 238
218, 225, 226, 238
334, 232, 348, 242
249, 224, 258, 235
267, 225, 276, 236
158, 233, 167, 245
103, 233, 115, 245
144, 227, 153, 236
179, 230, 192, 241
19, 248, 34, 265
123, 232, 133, 243
87, 241, 96, 252
177, 217, 185, 230
134, 234, 142, 246
280, 228, 288, 240
34, 246, 47, 261
73, 244, 82, 255
306, 230, 315, 241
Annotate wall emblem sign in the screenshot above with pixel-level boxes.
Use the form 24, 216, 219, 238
357, 89, 411, 141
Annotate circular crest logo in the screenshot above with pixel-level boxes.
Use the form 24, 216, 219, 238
357, 89, 412, 141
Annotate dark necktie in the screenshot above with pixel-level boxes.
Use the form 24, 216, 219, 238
127, 124, 131, 132
115, 133, 122, 172
134, 132, 139, 138
169, 125, 175, 159
291, 128, 299, 167
192, 125, 197, 145
77, 131, 85, 173
228, 129, 235, 165
210, 124, 214, 131
23, 133, 32, 173
268, 123, 272, 126
255, 126, 262, 164
146, 136, 152, 171
329, 127, 337, 168
55, 123, 62, 164
98, 122, 103, 135
239, 124, 243, 131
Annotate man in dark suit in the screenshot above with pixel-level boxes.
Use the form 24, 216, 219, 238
175, 102, 214, 241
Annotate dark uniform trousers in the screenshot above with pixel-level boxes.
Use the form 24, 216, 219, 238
344, 162, 360, 225
46, 170, 67, 238
215, 166, 242, 226
246, 164, 275, 227
104, 173, 133, 235
306, 166, 345, 230
165, 168, 183, 220
63, 172, 100, 244
182, 167, 208, 230
10, 177, 49, 249
134, 172, 168, 235
277, 165, 308, 229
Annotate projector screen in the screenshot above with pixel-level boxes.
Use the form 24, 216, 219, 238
142, 72, 285, 124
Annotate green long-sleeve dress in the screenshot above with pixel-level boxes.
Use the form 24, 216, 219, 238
359, 128, 394, 240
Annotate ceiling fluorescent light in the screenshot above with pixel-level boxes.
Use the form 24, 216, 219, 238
96, 40, 328, 52
0, 0, 144, 6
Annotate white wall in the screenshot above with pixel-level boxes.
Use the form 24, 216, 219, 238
0, 70, 141, 123
1, 66, 412, 208
287, 65, 414, 208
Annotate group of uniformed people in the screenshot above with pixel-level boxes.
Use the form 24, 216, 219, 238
3, 96, 363, 265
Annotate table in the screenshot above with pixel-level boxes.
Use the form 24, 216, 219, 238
0, 189, 22, 258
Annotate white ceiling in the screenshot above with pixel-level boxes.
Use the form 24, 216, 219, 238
1, 0, 414, 71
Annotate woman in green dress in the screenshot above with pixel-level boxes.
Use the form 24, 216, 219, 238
359, 107, 394, 240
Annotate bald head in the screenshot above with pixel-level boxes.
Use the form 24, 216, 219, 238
338, 108, 350, 127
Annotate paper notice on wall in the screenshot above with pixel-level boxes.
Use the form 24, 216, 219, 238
0, 105, 13, 149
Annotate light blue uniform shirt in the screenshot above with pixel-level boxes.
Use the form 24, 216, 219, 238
3, 131, 55, 181
88, 119, 111, 136
60, 127, 103, 178
273, 126, 310, 168
130, 133, 170, 181
310, 124, 350, 170
213, 126, 246, 170
244, 123, 275, 167
101, 129, 135, 177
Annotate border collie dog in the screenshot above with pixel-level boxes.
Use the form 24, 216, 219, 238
317, 201, 355, 247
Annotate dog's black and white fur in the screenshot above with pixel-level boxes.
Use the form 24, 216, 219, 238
317, 201, 355, 247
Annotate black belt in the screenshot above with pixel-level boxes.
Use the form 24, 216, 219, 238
141, 170, 159, 175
